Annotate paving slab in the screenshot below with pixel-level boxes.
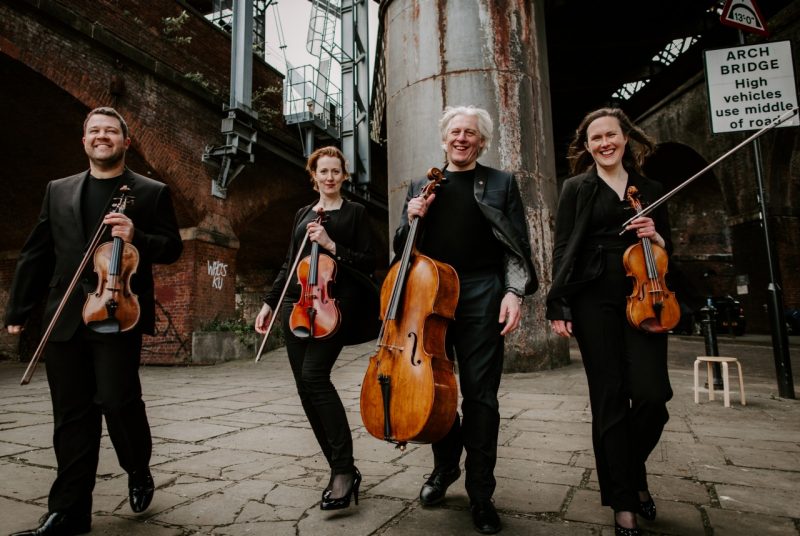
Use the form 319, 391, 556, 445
0, 335, 797, 535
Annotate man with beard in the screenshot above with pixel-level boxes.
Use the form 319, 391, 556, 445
6, 107, 183, 536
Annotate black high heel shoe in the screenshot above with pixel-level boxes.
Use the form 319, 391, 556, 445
320, 468, 361, 510
638, 497, 656, 521
615, 522, 642, 536
614, 511, 641, 536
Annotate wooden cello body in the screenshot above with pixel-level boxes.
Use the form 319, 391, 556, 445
360, 168, 459, 448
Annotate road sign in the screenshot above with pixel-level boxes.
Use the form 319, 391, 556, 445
720, 0, 769, 36
704, 40, 798, 133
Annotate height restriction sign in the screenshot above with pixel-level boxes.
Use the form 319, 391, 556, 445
704, 40, 798, 134
720, 0, 769, 36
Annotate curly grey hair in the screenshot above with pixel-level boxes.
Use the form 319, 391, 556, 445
439, 105, 493, 158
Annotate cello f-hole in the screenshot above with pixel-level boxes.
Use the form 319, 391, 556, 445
407, 331, 419, 366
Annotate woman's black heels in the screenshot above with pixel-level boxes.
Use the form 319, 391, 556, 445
614, 511, 641, 536
638, 497, 656, 521
614, 523, 642, 536
320, 468, 361, 510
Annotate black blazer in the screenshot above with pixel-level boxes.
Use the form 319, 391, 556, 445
5, 169, 183, 340
263, 199, 379, 345
545, 169, 671, 321
393, 163, 538, 296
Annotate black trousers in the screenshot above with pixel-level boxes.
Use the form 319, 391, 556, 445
43, 325, 149, 517
281, 303, 354, 475
430, 271, 504, 502
570, 251, 672, 512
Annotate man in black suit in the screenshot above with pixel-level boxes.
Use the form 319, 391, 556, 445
393, 105, 537, 534
5, 107, 183, 536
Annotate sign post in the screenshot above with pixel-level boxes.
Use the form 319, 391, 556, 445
704, 33, 798, 399
704, 40, 798, 134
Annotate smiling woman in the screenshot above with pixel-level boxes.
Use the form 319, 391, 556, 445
547, 108, 670, 536
254, 145, 377, 512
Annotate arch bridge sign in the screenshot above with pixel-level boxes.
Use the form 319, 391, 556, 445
703, 40, 798, 134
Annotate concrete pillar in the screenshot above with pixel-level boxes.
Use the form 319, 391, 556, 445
380, 0, 568, 370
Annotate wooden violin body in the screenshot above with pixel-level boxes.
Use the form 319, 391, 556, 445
289, 209, 341, 339
82, 188, 141, 334
360, 168, 459, 448
82, 239, 140, 333
290, 249, 340, 339
623, 186, 680, 333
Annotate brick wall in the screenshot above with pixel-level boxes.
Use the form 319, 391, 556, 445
0, 1, 326, 362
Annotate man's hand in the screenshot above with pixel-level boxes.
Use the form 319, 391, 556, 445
407, 193, 435, 223
104, 212, 134, 243
499, 292, 522, 336
7, 325, 23, 335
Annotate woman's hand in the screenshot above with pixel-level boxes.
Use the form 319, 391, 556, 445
550, 319, 573, 338
307, 221, 336, 253
626, 216, 665, 248
254, 303, 273, 334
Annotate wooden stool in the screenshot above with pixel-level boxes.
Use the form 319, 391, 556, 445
694, 356, 746, 407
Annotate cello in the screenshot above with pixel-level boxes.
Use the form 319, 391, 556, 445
360, 167, 459, 449
289, 208, 341, 339
622, 186, 680, 333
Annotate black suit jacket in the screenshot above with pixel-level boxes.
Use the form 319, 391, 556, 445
5, 169, 183, 340
545, 169, 671, 321
393, 163, 538, 296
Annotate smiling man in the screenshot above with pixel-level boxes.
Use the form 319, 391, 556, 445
392, 105, 537, 534
5, 107, 183, 536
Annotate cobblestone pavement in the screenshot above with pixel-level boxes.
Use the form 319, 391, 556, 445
0, 335, 798, 535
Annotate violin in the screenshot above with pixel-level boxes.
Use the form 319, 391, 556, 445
360, 167, 459, 449
82, 186, 141, 333
289, 208, 341, 339
622, 186, 680, 333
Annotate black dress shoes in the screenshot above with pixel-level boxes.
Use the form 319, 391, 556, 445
10, 512, 91, 536
128, 468, 155, 513
419, 465, 461, 506
470, 500, 501, 534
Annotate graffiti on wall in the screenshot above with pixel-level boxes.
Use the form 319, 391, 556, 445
207, 260, 228, 290
141, 300, 190, 361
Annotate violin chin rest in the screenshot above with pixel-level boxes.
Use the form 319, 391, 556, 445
87, 318, 121, 334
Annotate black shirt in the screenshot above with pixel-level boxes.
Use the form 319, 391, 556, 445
81, 174, 124, 241
418, 169, 503, 274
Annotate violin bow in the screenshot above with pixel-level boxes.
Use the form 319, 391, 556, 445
619, 108, 798, 234
255, 207, 330, 361
20, 187, 132, 385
